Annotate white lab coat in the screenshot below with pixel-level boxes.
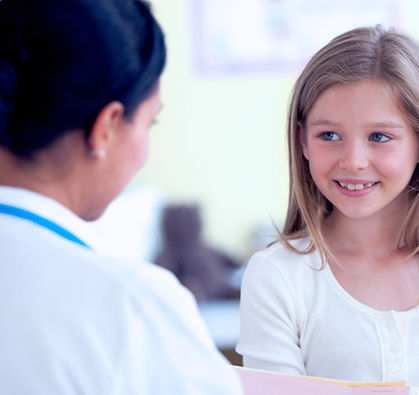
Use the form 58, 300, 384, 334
0, 186, 242, 395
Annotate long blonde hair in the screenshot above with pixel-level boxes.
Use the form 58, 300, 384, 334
279, 26, 419, 266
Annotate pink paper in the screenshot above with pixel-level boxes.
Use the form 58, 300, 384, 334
233, 366, 410, 395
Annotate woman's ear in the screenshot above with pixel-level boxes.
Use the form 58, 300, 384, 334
298, 121, 309, 160
87, 101, 125, 158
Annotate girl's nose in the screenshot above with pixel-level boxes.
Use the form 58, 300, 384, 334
338, 141, 369, 172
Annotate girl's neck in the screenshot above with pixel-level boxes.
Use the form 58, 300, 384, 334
322, 196, 419, 312
323, 196, 409, 257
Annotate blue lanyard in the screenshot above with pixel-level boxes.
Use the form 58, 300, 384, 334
0, 203, 91, 249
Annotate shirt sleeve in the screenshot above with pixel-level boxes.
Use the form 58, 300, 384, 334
113, 262, 243, 395
236, 249, 306, 375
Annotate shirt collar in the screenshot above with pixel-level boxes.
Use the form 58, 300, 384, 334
0, 185, 106, 251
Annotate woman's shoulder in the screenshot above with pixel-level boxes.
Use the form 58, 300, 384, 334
55, 242, 191, 316
85, 250, 190, 306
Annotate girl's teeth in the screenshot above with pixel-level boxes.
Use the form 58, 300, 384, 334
338, 182, 374, 190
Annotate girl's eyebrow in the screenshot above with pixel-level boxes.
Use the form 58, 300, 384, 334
365, 121, 404, 129
307, 119, 405, 129
306, 119, 340, 127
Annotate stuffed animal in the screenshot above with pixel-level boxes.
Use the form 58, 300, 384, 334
155, 204, 241, 302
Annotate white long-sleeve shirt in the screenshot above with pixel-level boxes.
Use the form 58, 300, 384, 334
237, 238, 419, 386
0, 185, 242, 395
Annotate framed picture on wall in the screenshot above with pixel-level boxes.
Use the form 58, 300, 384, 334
191, 0, 406, 75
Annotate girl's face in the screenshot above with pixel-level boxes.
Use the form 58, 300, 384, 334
301, 79, 418, 221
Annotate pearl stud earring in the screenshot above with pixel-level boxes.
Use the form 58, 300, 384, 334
89, 149, 106, 158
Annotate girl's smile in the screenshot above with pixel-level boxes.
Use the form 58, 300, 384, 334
334, 179, 379, 196
301, 79, 418, 220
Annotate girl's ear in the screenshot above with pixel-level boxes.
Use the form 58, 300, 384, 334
87, 101, 125, 158
298, 121, 309, 160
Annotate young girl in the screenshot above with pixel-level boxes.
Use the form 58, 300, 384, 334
237, 25, 419, 385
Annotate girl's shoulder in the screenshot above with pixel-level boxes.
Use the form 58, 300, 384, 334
241, 238, 326, 320
245, 237, 322, 287
251, 237, 320, 268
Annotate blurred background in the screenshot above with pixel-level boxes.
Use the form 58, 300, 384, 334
91, 0, 419, 363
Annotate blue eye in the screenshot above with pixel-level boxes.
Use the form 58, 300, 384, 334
320, 131, 340, 141
369, 132, 390, 142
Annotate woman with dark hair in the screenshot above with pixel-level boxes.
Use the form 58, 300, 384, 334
0, 0, 242, 393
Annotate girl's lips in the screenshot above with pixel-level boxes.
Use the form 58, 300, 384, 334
334, 180, 379, 196
336, 180, 378, 190
335, 179, 378, 185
